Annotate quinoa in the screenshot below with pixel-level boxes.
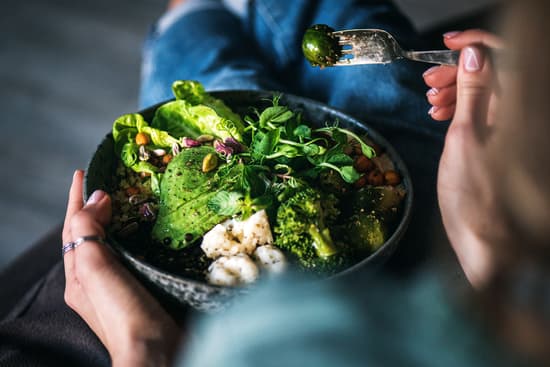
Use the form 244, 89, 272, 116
108, 160, 211, 281
110, 161, 157, 235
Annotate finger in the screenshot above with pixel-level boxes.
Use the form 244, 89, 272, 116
453, 46, 494, 135
426, 85, 457, 108
67, 190, 115, 348
63, 170, 85, 244
429, 104, 455, 121
423, 66, 458, 89
65, 190, 111, 286
67, 190, 118, 344
80, 190, 112, 228
443, 29, 505, 50
70, 191, 111, 242
75, 247, 177, 356
63, 170, 85, 282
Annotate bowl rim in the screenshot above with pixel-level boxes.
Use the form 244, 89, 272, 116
85, 89, 414, 290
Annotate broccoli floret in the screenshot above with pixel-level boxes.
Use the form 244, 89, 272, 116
274, 185, 343, 274
345, 212, 387, 253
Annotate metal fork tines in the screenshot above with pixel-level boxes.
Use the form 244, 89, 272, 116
333, 29, 460, 66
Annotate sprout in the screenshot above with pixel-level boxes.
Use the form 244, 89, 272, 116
224, 137, 245, 154
172, 143, 180, 156
139, 203, 157, 221
214, 140, 234, 156
138, 145, 150, 161
181, 137, 201, 148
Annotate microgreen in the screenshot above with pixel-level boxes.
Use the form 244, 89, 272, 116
207, 191, 244, 216
207, 189, 274, 219
315, 126, 376, 158
318, 162, 361, 183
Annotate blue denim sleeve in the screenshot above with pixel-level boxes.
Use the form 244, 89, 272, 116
139, 0, 283, 109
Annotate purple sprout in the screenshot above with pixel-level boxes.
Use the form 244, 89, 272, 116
181, 137, 201, 148
139, 202, 156, 221
224, 137, 245, 154
171, 143, 180, 156
214, 140, 234, 156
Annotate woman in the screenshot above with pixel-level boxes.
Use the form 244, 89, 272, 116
63, 0, 550, 366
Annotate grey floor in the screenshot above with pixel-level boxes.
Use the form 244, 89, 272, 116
0, 0, 496, 271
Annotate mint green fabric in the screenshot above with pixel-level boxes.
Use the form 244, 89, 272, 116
180, 271, 529, 367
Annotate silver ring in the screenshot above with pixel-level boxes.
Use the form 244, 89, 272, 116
62, 235, 106, 257
62, 242, 75, 256
73, 235, 107, 249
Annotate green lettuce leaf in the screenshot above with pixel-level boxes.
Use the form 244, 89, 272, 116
151, 100, 202, 138
171, 80, 245, 141
112, 113, 148, 154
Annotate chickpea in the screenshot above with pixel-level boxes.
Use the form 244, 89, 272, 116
351, 141, 363, 155
126, 186, 140, 196
366, 170, 384, 186
354, 155, 374, 173
343, 145, 353, 155
384, 170, 401, 186
354, 175, 367, 189
162, 154, 173, 165
135, 132, 150, 146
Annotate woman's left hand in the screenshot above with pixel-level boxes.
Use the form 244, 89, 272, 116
62, 170, 181, 367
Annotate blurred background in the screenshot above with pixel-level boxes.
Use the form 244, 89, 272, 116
0, 0, 497, 271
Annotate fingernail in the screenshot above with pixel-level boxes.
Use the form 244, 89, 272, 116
426, 88, 439, 97
443, 31, 461, 39
428, 106, 439, 115
72, 170, 82, 181
463, 47, 483, 72
423, 66, 439, 77
87, 190, 105, 204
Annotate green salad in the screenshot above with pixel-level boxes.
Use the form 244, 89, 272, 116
109, 81, 405, 285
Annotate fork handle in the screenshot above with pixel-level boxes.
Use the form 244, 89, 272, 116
403, 50, 460, 66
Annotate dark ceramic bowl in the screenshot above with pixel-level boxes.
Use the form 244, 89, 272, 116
85, 90, 413, 312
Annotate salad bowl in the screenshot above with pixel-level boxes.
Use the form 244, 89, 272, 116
85, 90, 413, 312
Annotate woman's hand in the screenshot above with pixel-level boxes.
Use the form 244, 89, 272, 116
423, 29, 504, 121
62, 170, 181, 367
426, 31, 510, 288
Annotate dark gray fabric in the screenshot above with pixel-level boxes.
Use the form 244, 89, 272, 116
0, 263, 109, 367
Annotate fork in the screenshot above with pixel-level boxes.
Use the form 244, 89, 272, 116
334, 29, 459, 66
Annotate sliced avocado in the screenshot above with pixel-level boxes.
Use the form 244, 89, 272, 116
152, 146, 243, 249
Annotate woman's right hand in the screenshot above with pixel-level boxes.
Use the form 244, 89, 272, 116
424, 30, 510, 288
423, 29, 504, 121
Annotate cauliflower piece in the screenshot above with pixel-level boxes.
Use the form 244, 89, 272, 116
206, 254, 259, 286
232, 210, 273, 250
253, 245, 287, 273
200, 224, 243, 259
201, 210, 274, 259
